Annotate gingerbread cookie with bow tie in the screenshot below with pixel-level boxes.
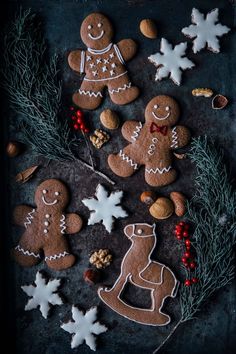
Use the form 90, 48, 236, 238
68, 12, 139, 110
108, 95, 191, 187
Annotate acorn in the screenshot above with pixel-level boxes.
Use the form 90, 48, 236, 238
170, 192, 187, 217
140, 19, 157, 39
100, 109, 120, 130
149, 197, 174, 220
140, 191, 156, 205
6, 141, 23, 157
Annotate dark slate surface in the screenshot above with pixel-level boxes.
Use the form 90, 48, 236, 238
1, 0, 236, 353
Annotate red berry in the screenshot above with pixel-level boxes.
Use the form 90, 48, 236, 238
185, 239, 191, 246
176, 235, 183, 240
76, 110, 83, 118
84, 128, 89, 133
183, 262, 189, 267
70, 106, 74, 111
184, 279, 191, 286
184, 252, 191, 258
183, 231, 189, 238
189, 262, 196, 269
71, 115, 76, 120
186, 246, 191, 251
192, 277, 199, 284
77, 118, 82, 124
181, 256, 187, 263
80, 124, 85, 130
73, 123, 79, 130
179, 221, 185, 226
175, 225, 182, 230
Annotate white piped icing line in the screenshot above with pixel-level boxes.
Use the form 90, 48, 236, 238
109, 82, 132, 95
24, 209, 36, 229
45, 251, 70, 262
113, 44, 125, 64
84, 71, 127, 82
170, 126, 178, 148
60, 214, 66, 234
78, 89, 103, 97
88, 30, 104, 40
131, 122, 143, 142
145, 166, 172, 174
148, 137, 158, 155
80, 51, 85, 73
42, 196, 58, 206
88, 43, 113, 55
15, 245, 40, 259
119, 150, 138, 170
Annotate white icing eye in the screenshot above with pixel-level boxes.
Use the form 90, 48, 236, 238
165, 106, 170, 111
97, 23, 102, 28
45, 214, 50, 218
137, 229, 143, 235
153, 104, 159, 109
88, 24, 92, 30
55, 191, 60, 196
43, 189, 47, 194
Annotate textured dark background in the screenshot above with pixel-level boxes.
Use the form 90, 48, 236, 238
1, 0, 236, 353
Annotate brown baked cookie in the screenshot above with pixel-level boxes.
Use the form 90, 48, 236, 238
12, 179, 83, 270
68, 13, 139, 110
108, 95, 191, 187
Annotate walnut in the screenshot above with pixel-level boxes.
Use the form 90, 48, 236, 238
89, 249, 112, 269
192, 88, 213, 97
90, 129, 110, 149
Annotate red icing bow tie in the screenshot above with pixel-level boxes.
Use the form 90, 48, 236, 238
150, 123, 168, 136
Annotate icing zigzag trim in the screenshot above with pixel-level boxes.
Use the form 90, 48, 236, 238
79, 89, 103, 98
15, 245, 40, 259
24, 209, 36, 229
145, 166, 172, 174
45, 251, 70, 261
109, 82, 131, 94
60, 214, 66, 234
171, 126, 178, 148
131, 122, 143, 141
119, 150, 138, 170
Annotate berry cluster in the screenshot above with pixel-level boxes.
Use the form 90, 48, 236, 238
174, 221, 199, 286
70, 107, 89, 133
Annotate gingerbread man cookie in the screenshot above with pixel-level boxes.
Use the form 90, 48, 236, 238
68, 13, 139, 110
108, 95, 191, 187
13, 179, 83, 270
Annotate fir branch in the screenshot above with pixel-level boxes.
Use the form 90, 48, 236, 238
1, 8, 114, 185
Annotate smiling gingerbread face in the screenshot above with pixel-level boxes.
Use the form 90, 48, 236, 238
35, 179, 69, 210
145, 95, 180, 126
80, 13, 114, 50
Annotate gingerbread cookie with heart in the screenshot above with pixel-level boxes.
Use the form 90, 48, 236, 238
108, 95, 191, 187
68, 12, 139, 110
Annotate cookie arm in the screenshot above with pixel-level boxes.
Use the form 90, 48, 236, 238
121, 120, 142, 142
68, 49, 85, 73
117, 39, 137, 62
13, 205, 34, 227
65, 213, 83, 234
170, 125, 191, 150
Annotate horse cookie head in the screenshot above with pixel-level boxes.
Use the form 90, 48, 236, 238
124, 223, 156, 240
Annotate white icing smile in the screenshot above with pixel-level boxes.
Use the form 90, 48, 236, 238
152, 111, 170, 120
42, 196, 58, 206
88, 30, 104, 40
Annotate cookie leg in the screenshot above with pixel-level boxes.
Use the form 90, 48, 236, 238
12, 244, 41, 267
73, 80, 104, 110
44, 242, 75, 271
145, 166, 177, 187
108, 146, 139, 177
108, 75, 139, 105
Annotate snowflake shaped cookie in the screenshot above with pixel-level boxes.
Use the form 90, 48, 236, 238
61, 306, 107, 351
148, 38, 195, 86
82, 184, 128, 233
21, 271, 63, 319
182, 8, 230, 53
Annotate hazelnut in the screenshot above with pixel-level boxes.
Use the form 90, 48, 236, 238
100, 109, 120, 130
6, 141, 23, 157
212, 94, 228, 110
140, 19, 157, 39
140, 191, 156, 205
149, 197, 174, 219
170, 192, 187, 217
83, 269, 100, 285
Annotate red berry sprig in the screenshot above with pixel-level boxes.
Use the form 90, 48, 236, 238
174, 221, 199, 286
70, 107, 89, 133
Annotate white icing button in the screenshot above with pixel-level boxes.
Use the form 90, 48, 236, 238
88, 25, 92, 29
44, 229, 48, 234
150, 144, 155, 149
45, 214, 50, 218
137, 229, 143, 234
152, 138, 158, 143
43, 189, 47, 194
44, 221, 49, 226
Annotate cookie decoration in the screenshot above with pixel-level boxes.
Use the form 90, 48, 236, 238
148, 38, 195, 85
108, 95, 191, 187
13, 179, 83, 270
182, 8, 230, 54
82, 184, 128, 232
61, 306, 107, 350
68, 12, 139, 110
98, 223, 178, 326
21, 271, 63, 319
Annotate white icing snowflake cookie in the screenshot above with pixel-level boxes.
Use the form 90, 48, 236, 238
82, 184, 128, 233
21, 271, 63, 319
182, 8, 230, 53
61, 306, 107, 351
148, 38, 195, 86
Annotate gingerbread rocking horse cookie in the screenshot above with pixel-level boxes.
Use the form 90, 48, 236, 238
12, 179, 83, 271
108, 95, 191, 187
68, 12, 139, 110
98, 223, 178, 326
